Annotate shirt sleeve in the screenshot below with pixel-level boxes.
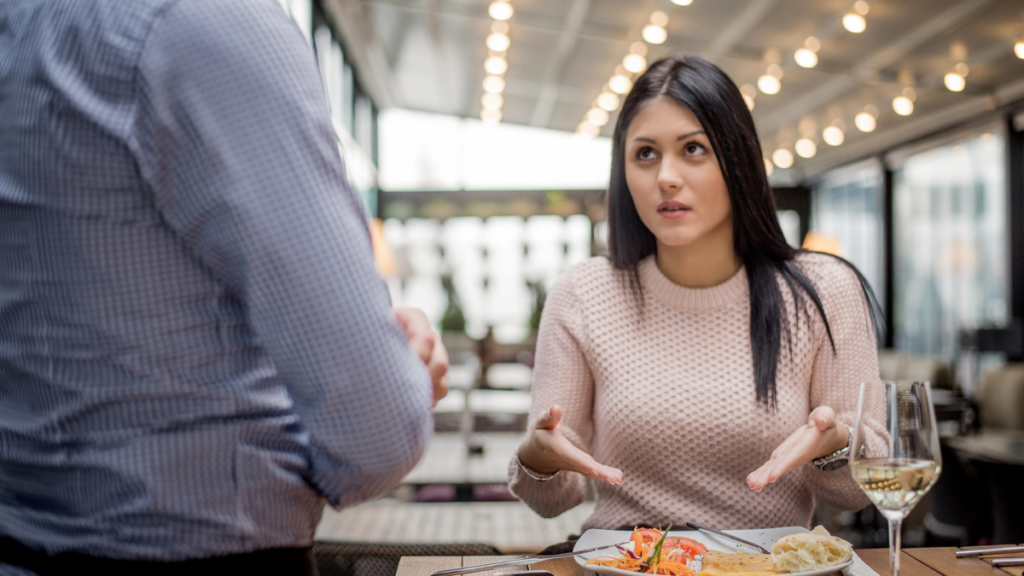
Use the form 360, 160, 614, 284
805, 257, 887, 509
130, 0, 432, 508
507, 270, 591, 517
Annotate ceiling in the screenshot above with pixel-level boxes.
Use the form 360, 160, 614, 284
323, 0, 1024, 180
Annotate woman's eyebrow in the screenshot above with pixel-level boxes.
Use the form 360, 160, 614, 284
631, 130, 706, 144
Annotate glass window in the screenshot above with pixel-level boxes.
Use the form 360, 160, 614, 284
810, 159, 885, 303
892, 129, 1008, 360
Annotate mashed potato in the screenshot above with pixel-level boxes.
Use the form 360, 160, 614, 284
770, 526, 853, 573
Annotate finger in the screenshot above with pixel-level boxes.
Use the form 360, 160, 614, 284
427, 336, 449, 385
747, 462, 774, 491
394, 308, 435, 363
559, 444, 623, 484
808, 406, 837, 431
766, 433, 823, 483
771, 426, 809, 460
432, 375, 449, 408
535, 405, 561, 430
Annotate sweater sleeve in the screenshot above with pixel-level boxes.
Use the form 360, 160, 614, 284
805, 257, 888, 509
507, 269, 593, 518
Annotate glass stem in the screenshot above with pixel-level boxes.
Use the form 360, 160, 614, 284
889, 517, 903, 576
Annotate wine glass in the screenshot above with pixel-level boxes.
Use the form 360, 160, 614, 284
850, 380, 943, 576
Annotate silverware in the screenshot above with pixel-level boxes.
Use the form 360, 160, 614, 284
684, 521, 771, 554
992, 557, 1024, 567
430, 542, 631, 576
956, 545, 1024, 557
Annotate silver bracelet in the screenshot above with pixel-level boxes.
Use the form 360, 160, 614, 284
514, 451, 560, 482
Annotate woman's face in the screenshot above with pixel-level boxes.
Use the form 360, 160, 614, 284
623, 96, 732, 251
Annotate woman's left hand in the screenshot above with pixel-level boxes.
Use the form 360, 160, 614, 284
746, 406, 848, 491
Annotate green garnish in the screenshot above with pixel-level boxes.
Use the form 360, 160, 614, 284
647, 524, 673, 572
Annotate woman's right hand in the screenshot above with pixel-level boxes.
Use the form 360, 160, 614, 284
516, 405, 623, 484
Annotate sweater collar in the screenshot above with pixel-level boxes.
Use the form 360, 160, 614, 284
638, 255, 748, 312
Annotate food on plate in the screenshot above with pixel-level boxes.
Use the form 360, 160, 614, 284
769, 526, 853, 573
696, 550, 785, 576
587, 527, 706, 575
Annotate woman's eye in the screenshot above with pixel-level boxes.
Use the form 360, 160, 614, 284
684, 142, 706, 156
636, 146, 656, 160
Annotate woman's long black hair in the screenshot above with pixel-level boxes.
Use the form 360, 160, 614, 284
607, 56, 884, 409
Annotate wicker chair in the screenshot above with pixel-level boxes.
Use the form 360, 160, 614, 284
312, 541, 501, 576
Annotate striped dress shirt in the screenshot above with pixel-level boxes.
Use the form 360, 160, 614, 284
0, 0, 432, 564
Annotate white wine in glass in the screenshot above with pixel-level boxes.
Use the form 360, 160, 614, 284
850, 381, 942, 576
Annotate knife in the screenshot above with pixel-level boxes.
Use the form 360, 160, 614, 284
684, 521, 771, 554
430, 541, 632, 576
956, 545, 1024, 557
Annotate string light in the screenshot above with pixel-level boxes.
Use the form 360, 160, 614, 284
649, 11, 669, 27
483, 75, 505, 93
481, 93, 503, 110
944, 72, 965, 92
486, 33, 510, 51
481, 109, 502, 123
488, 1, 512, 20
643, 25, 667, 44
758, 74, 781, 95
587, 108, 610, 127
772, 148, 794, 169
795, 138, 817, 158
893, 96, 914, 116
764, 158, 774, 176
855, 111, 876, 132
577, 121, 600, 137
795, 48, 818, 68
623, 54, 647, 73
822, 126, 845, 146
843, 12, 866, 33
481, 3, 511, 124
1016, 40, 1024, 59
484, 56, 507, 75
740, 84, 757, 111
597, 92, 620, 111
609, 75, 632, 94
671, 0, 693, 5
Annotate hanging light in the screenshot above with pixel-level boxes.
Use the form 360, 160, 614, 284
577, 121, 600, 137
483, 75, 505, 93
853, 0, 870, 15
772, 148, 794, 169
609, 75, 632, 94
484, 56, 508, 75
804, 36, 821, 52
795, 138, 817, 158
671, 0, 693, 5
486, 33, 510, 52
1016, 40, 1024, 59
642, 25, 667, 45
597, 92, 620, 111
649, 11, 669, 27
742, 94, 755, 111
764, 157, 774, 176
629, 42, 648, 56
481, 93, 503, 110
488, 1, 513, 20
758, 74, 781, 95
623, 54, 647, 73
892, 95, 914, 116
843, 13, 866, 33
944, 72, 966, 92
822, 126, 845, 146
481, 108, 502, 123
854, 111, 876, 132
794, 48, 818, 68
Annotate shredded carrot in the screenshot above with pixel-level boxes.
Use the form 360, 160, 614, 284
586, 527, 698, 576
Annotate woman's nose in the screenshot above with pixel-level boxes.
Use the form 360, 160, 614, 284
657, 158, 684, 192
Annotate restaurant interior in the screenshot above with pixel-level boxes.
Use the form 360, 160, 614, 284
273, 0, 1024, 573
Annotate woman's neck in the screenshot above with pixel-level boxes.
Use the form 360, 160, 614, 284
654, 223, 742, 288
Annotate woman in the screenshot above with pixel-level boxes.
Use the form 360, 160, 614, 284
508, 56, 887, 531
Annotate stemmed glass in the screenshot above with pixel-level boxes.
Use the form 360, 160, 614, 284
850, 381, 943, 576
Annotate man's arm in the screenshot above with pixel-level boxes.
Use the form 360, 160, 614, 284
131, 0, 432, 507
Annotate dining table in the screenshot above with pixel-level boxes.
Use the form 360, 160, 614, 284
394, 544, 1024, 576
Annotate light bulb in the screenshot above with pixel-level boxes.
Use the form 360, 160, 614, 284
609, 75, 632, 94
767, 64, 784, 79
486, 33, 510, 52
642, 25, 667, 45
955, 62, 969, 76
587, 108, 610, 127
481, 93, 503, 110
577, 121, 600, 137
484, 56, 508, 75
649, 11, 669, 27
822, 126, 845, 146
758, 74, 781, 95
772, 148, 794, 169
944, 72, 966, 92
795, 138, 817, 158
743, 94, 755, 111
483, 75, 505, 93
804, 36, 821, 52
893, 95, 914, 116
794, 48, 818, 68
629, 42, 648, 56
764, 157, 774, 176
623, 54, 647, 73
843, 13, 866, 33
491, 21, 509, 34
597, 92, 620, 111
488, 1, 513, 21
854, 0, 870, 15
1016, 41, 1024, 60
671, 0, 693, 5
854, 112, 876, 132
481, 108, 502, 123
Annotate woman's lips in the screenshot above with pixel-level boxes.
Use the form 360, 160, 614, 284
657, 201, 692, 219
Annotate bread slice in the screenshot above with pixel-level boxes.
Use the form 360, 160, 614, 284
770, 526, 853, 572
698, 550, 786, 576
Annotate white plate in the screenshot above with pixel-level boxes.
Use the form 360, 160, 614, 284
573, 528, 872, 576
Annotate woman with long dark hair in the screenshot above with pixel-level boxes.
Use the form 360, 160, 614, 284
508, 56, 888, 530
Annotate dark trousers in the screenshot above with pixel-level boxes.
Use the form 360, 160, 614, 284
0, 537, 315, 576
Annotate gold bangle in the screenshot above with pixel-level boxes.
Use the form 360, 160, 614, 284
514, 451, 560, 482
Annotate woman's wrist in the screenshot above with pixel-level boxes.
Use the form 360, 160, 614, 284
516, 442, 560, 475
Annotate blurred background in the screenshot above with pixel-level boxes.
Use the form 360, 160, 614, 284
273, 0, 1024, 563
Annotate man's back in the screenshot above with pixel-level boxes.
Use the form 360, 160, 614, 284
0, 0, 431, 562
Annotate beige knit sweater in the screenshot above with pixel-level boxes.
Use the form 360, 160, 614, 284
508, 252, 887, 531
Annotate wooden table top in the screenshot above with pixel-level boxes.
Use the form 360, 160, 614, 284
395, 546, 1024, 576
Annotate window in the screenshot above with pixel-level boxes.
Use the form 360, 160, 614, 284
891, 129, 1008, 359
